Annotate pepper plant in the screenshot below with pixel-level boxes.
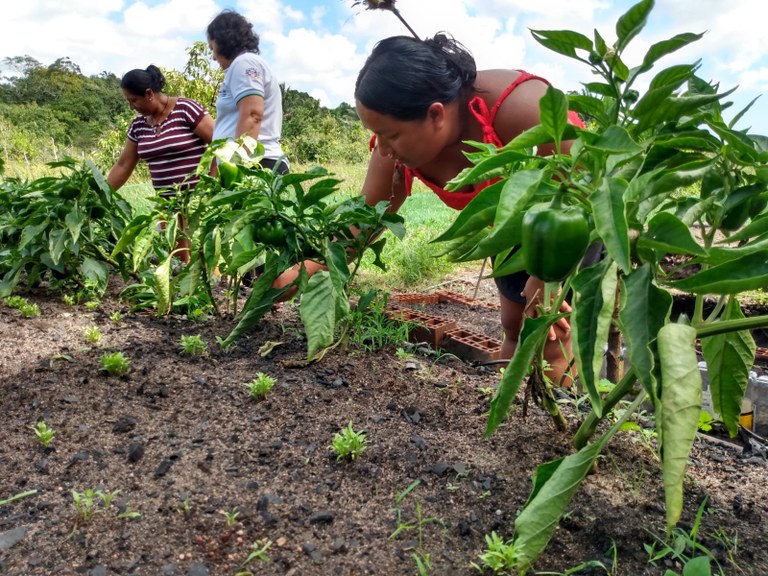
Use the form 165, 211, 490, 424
434, 0, 768, 571
115, 137, 405, 361
0, 158, 132, 297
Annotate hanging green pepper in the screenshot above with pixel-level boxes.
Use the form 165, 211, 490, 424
522, 204, 589, 283
218, 161, 241, 188
254, 220, 286, 247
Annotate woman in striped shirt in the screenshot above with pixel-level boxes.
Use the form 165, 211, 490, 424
107, 64, 214, 262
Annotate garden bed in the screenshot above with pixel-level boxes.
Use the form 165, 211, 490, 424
1, 277, 767, 576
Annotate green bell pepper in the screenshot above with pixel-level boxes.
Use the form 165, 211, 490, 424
522, 205, 590, 283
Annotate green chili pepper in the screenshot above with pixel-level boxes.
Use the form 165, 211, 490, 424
255, 220, 285, 247
218, 161, 241, 188
58, 183, 81, 200
522, 204, 590, 283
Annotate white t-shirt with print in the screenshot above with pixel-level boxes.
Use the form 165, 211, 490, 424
213, 51, 285, 162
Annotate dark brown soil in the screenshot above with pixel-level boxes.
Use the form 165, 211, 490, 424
1, 274, 767, 576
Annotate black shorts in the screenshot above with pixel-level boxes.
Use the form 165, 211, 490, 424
260, 157, 290, 174
493, 269, 529, 304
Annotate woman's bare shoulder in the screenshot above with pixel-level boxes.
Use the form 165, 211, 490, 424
475, 69, 550, 142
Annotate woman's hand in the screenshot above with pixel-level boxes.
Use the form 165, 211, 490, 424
521, 276, 572, 340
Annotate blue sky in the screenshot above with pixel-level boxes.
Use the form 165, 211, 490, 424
3, 0, 768, 134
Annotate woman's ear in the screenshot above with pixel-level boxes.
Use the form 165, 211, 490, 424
427, 102, 446, 127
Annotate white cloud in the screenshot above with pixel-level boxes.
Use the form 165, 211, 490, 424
1, 0, 767, 132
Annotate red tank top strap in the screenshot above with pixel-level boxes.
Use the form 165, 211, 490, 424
468, 70, 551, 149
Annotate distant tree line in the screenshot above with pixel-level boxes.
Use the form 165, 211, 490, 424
0, 43, 368, 170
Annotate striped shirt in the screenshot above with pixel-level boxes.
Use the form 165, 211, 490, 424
127, 97, 209, 192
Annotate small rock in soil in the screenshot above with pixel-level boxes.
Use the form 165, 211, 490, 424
401, 408, 421, 424
332, 537, 347, 553
90, 565, 108, 576
66, 451, 89, 469
431, 461, 450, 476
410, 435, 427, 450
161, 564, 179, 576
127, 442, 144, 463
154, 458, 174, 477
0, 526, 27, 551
112, 416, 137, 433
187, 563, 209, 576
309, 510, 335, 525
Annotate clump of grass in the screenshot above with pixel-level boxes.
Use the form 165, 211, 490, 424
330, 422, 367, 461
180, 334, 207, 356
31, 420, 55, 448
84, 326, 102, 344
100, 351, 131, 376
4, 296, 41, 318
244, 372, 276, 399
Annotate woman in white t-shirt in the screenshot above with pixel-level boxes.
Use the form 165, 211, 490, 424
206, 9, 288, 173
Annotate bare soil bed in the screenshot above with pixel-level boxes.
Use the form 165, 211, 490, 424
1, 273, 767, 576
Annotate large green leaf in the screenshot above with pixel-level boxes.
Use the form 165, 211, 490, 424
300, 271, 339, 361
630, 33, 705, 82
529, 29, 593, 61
324, 240, 351, 322
635, 90, 736, 134
431, 180, 503, 244
48, 228, 68, 266
585, 125, 642, 154
19, 218, 50, 251
700, 298, 755, 437
111, 214, 152, 258
446, 149, 530, 190
220, 255, 291, 348
636, 212, 708, 257
132, 226, 158, 272
153, 255, 173, 316
668, 251, 768, 294
591, 178, 631, 271
619, 264, 672, 397
79, 257, 108, 293
539, 86, 568, 151
64, 206, 85, 243
512, 392, 645, 573
657, 322, 701, 533
616, 0, 653, 52
484, 315, 559, 438
571, 259, 617, 416
458, 169, 544, 261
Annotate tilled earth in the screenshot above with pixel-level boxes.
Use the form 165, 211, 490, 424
1, 276, 767, 576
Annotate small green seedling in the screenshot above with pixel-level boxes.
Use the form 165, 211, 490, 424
84, 326, 102, 344
110, 310, 122, 323
0, 489, 38, 506
4, 295, 28, 309
176, 494, 192, 515
238, 539, 272, 572
84, 300, 101, 311
471, 531, 519, 575
330, 422, 367, 461
72, 488, 99, 525
244, 372, 276, 399
31, 420, 55, 448
62, 294, 76, 306
116, 503, 141, 520
180, 334, 207, 356
96, 489, 120, 510
100, 351, 131, 376
19, 302, 41, 318
220, 506, 240, 529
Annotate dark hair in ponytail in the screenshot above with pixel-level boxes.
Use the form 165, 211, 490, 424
121, 64, 166, 96
354, 33, 477, 121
